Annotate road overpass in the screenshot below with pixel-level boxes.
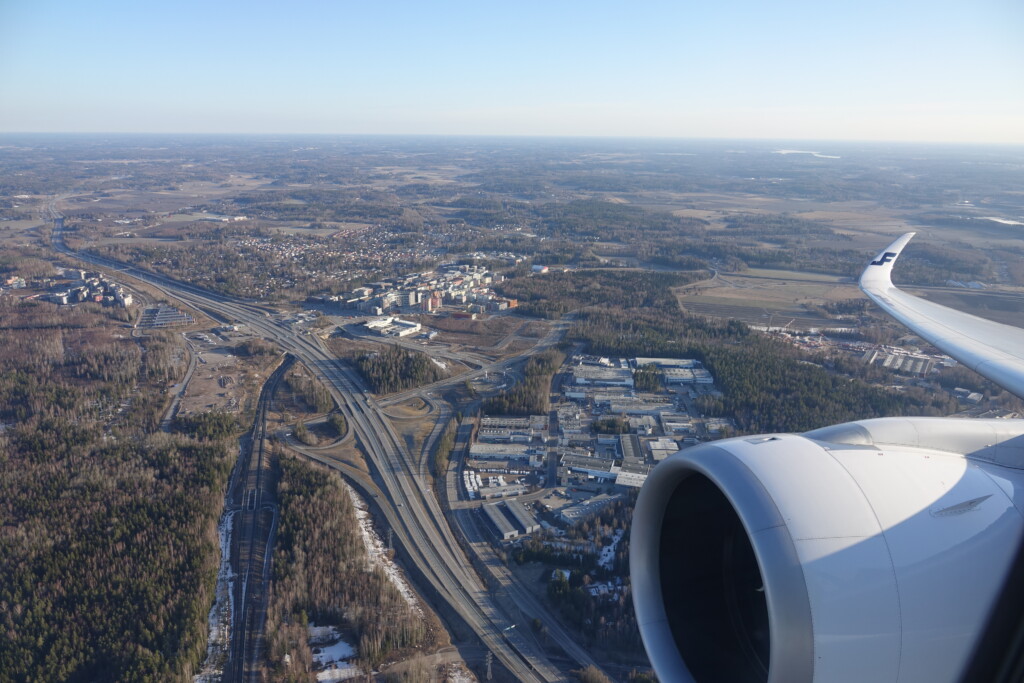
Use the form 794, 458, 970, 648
49, 216, 572, 682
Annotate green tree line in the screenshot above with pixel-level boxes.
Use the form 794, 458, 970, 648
355, 345, 448, 394
483, 348, 565, 416
264, 455, 439, 680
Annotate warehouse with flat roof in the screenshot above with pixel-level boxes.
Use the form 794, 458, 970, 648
469, 443, 533, 460
506, 500, 541, 534
573, 365, 634, 387
483, 503, 518, 540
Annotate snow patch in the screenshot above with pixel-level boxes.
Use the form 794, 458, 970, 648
445, 666, 476, 682
193, 510, 237, 682
316, 638, 356, 662
316, 664, 361, 682
431, 358, 448, 370
310, 623, 360, 682
310, 624, 358, 681
345, 483, 422, 614
598, 528, 624, 571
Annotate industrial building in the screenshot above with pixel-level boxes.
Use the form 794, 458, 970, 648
468, 443, 534, 460
364, 316, 422, 337
558, 453, 619, 484
633, 357, 700, 369
483, 503, 519, 540
506, 500, 541, 534
479, 483, 527, 500
559, 494, 622, 524
480, 415, 548, 430
572, 365, 634, 387
616, 459, 653, 488
619, 435, 642, 462
662, 367, 714, 384
603, 396, 676, 416
648, 437, 680, 462
861, 348, 936, 376
660, 413, 695, 435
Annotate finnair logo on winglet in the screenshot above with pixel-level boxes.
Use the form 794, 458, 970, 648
870, 251, 898, 266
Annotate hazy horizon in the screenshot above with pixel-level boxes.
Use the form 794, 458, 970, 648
3, 0, 1022, 144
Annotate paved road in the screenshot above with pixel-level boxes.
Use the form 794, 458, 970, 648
49, 216, 568, 682
378, 312, 576, 408
158, 333, 198, 431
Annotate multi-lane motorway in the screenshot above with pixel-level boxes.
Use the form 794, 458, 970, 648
49, 216, 576, 682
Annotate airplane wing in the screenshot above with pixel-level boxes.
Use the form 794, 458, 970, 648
633, 234, 1024, 683
860, 232, 1024, 399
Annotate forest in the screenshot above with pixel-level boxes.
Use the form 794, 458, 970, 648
263, 454, 438, 681
354, 344, 449, 394
571, 305, 956, 434
285, 367, 334, 414
495, 269, 700, 319
0, 293, 237, 682
431, 418, 459, 478
483, 348, 565, 416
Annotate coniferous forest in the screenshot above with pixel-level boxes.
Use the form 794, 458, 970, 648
0, 297, 236, 682
571, 305, 956, 434
264, 455, 439, 680
354, 345, 449, 394
483, 348, 565, 416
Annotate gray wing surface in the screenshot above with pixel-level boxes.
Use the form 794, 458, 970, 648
860, 232, 1024, 399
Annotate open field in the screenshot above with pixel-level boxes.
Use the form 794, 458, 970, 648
0, 219, 44, 232
383, 397, 433, 420
680, 263, 1024, 331
677, 267, 861, 330
682, 271, 861, 305
739, 268, 848, 283
415, 314, 531, 349
177, 339, 272, 417
913, 287, 1024, 328
679, 300, 838, 330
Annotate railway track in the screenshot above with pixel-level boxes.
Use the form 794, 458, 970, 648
225, 355, 293, 682
50, 216, 572, 682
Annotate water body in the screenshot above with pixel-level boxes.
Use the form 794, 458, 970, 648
773, 149, 841, 159
981, 216, 1024, 226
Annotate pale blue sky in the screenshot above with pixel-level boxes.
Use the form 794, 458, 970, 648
1, 0, 1022, 142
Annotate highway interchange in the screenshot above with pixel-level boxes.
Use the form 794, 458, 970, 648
48, 208, 598, 682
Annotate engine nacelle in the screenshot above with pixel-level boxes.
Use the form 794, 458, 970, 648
631, 418, 1024, 683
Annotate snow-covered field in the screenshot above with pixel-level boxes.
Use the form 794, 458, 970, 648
310, 624, 360, 682
446, 666, 476, 682
598, 528, 624, 571
345, 482, 422, 613
193, 510, 237, 682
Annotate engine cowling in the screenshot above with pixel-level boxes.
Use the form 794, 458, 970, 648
631, 418, 1024, 683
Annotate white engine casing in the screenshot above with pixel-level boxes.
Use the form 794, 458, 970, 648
631, 417, 1024, 683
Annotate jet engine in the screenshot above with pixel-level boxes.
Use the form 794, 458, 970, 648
631, 417, 1024, 683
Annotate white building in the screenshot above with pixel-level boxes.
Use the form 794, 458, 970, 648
573, 365, 634, 387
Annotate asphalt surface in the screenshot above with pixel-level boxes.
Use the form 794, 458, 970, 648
50, 217, 572, 682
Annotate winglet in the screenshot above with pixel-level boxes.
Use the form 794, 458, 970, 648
859, 232, 917, 293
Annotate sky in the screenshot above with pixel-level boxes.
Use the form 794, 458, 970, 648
1, 0, 1022, 143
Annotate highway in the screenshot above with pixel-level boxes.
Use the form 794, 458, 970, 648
49, 216, 570, 682
376, 312, 576, 408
